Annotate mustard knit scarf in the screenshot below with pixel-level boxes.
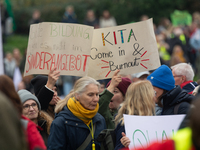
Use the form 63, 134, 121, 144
67, 97, 99, 125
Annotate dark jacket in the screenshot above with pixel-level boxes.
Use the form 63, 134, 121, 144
37, 86, 55, 118
47, 106, 106, 150
38, 120, 49, 146
114, 123, 125, 150
161, 86, 194, 115
98, 89, 117, 129
180, 80, 198, 94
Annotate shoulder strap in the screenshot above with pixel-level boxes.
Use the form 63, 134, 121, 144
174, 102, 188, 114
77, 123, 96, 150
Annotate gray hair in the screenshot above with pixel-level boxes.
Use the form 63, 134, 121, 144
171, 63, 194, 81
55, 76, 100, 113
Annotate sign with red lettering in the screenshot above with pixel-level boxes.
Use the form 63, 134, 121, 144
87, 19, 160, 80
24, 22, 93, 76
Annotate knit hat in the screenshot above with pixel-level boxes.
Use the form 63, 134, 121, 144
147, 65, 175, 91
31, 75, 56, 96
18, 89, 41, 110
106, 77, 132, 96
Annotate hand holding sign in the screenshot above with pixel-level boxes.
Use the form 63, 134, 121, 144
120, 132, 131, 148
107, 69, 122, 93
46, 67, 60, 90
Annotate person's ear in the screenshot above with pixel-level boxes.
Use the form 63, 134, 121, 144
182, 75, 186, 83
75, 93, 80, 101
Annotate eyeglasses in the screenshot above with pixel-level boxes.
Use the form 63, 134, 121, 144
154, 90, 157, 96
173, 75, 182, 78
23, 103, 37, 110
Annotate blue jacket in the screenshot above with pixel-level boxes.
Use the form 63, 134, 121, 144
114, 122, 125, 150
47, 106, 106, 150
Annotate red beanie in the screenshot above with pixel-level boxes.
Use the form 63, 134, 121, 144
106, 77, 132, 96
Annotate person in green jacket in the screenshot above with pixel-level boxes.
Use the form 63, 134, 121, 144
98, 70, 132, 129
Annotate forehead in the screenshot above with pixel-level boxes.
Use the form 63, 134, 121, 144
23, 100, 36, 105
84, 84, 99, 93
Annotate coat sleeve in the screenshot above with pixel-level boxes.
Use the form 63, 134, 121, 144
98, 89, 115, 129
36, 86, 54, 111
27, 121, 46, 150
47, 117, 67, 150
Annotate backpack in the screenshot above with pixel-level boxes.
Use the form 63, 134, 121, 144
97, 129, 116, 150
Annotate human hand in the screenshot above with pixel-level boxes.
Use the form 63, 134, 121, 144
49, 96, 61, 105
46, 67, 60, 90
107, 70, 121, 93
120, 132, 130, 148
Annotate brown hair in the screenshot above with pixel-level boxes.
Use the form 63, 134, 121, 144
0, 75, 22, 115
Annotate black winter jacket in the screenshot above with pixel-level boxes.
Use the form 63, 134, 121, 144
161, 86, 194, 115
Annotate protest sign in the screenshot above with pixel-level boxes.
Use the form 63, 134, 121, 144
171, 10, 192, 26
124, 114, 185, 149
88, 18, 160, 80
24, 22, 94, 77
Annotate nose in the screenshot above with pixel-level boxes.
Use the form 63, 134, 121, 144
94, 95, 99, 102
29, 106, 34, 111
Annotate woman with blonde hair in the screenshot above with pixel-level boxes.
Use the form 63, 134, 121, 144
48, 76, 106, 150
114, 80, 155, 150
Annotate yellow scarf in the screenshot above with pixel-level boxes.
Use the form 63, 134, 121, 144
67, 97, 99, 125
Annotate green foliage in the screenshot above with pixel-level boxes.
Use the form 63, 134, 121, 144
6, 0, 200, 33
3, 34, 28, 54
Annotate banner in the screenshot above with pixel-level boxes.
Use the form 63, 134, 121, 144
171, 10, 192, 26
88, 18, 160, 80
24, 22, 94, 77
124, 114, 185, 149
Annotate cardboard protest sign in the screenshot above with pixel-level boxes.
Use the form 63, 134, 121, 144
24, 22, 94, 77
124, 114, 185, 149
88, 18, 160, 80
171, 10, 192, 26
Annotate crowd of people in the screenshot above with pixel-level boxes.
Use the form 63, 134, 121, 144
1, 5, 200, 150
0, 62, 200, 150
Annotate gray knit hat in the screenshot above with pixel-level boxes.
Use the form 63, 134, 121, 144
18, 89, 41, 110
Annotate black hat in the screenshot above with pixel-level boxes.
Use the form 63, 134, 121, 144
31, 75, 48, 96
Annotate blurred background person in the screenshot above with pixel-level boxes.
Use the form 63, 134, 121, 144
0, 75, 46, 150
0, 91, 27, 150
99, 10, 117, 28
4, 52, 16, 79
62, 5, 78, 23
84, 9, 99, 29
29, 9, 42, 25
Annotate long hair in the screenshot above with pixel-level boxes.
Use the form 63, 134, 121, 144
0, 75, 22, 115
115, 80, 155, 126
55, 76, 100, 113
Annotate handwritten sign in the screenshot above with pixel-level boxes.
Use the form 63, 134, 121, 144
24, 22, 94, 76
124, 114, 185, 149
171, 10, 192, 26
87, 18, 160, 80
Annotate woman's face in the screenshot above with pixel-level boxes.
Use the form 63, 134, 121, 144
77, 84, 99, 110
22, 100, 39, 120
109, 87, 124, 110
153, 86, 164, 103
